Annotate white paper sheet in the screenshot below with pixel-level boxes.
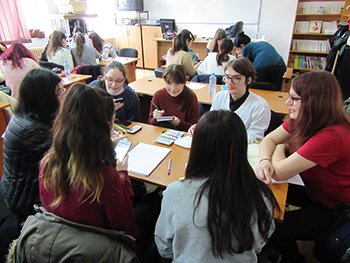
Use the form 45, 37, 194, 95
128, 142, 171, 176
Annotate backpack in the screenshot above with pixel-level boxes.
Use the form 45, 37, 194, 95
314, 204, 350, 262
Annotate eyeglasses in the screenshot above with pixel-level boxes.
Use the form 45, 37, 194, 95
106, 77, 125, 84
56, 87, 66, 97
223, 75, 245, 84
287, 95, 301, 105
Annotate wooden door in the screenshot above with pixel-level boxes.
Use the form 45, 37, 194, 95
142, 26, 162, 69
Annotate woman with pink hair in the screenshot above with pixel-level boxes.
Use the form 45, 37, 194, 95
0, 43, 39, 98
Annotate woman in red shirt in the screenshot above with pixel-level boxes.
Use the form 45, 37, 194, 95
39, 83, 137, 237
148, 64, 199, 131
256, 71, 350, 262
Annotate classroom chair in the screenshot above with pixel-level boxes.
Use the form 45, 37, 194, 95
264, 110, 283, 136
76, 65, 102, 82
39, 61, 64, 70
191, 74, 224, 84
154, 68, 165, 78
118, 48, 138, 58
251, 81, 279, 91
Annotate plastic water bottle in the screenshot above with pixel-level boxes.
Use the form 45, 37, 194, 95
209, 73, 217, 96
63, 59, 71, 79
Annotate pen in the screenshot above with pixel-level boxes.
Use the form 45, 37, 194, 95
167, 158, 172, 176
151, 100, 159, 110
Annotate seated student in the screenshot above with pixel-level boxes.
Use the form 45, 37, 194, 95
39, 83, 137, 237
148, 64, 199, 131
155, 110, 279, 262
70, 25, 91, 48
210, 57, 271, 143
256, 71, 350, 262
89, 61, 140, 123
197, 38, 235, 75
1, 68, 64, 220
89, 32, 117, 60
234, 31, 286, 90
45, 30, 74, 71
0, 43, 40, 98
206, 28, 227, 53
166, 31, 197, 79
71, 32, 97, 66
179, 29, 200, 63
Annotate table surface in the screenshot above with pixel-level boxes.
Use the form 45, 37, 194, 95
129, 77, 289, 115
124, 122, 287, 221
62, 74, 92, 87
98, 57, 139, 67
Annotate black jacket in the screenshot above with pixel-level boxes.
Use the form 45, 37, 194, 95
1, 114, 52, 217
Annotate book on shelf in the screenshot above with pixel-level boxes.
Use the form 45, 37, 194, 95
322, 21, 338, 34
298, 1, 344, 15
293, 55, 326, 70
294, 21, 310, 33
292, 39, 330, 52
308, 20, 322, 33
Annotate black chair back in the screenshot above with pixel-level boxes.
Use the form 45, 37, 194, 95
154, 68, 165, 78
264, 110, 283, 136
76, 65, 102, 82
191, 74, 224, 84
251, 81, 279, 91
118, 48, 138, 58
39, 61, 64, 70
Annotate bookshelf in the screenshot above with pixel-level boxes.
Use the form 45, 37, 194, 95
288, 0, 345, 74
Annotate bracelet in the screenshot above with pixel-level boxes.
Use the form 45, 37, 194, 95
259, 158, 271, 164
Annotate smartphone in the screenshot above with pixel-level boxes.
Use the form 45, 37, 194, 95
127, 125, 142, 134
113, 98, 124, 103
114, 139, 132, 161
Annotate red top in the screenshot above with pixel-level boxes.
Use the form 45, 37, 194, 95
148, 87, 199, 131
283, 120, 350, 209
39, 165, 137, 236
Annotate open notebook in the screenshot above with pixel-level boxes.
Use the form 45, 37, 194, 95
128, 142, 171, 176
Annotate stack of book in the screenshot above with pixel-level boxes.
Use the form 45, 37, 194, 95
293, 55, 327, 70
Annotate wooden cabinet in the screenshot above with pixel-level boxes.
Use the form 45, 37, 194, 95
288, 0, 345, 74
142, 26, 162, 69
116, 25, 144, 68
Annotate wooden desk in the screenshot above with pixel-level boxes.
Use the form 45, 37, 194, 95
0, 102, 11, 178
63, 74, 92, 88
155, 38, 208, 68
99, 57, 139, 82
125, 122, 287, 221
129, 77, 289, 115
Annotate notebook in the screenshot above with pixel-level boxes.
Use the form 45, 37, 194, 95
128, 142, 172, 176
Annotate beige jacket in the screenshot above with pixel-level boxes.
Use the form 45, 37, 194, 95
166, 49, 197, 78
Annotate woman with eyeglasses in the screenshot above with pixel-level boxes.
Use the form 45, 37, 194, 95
148, 64, 199, 131
210, 57, 271, 143
1, 68, 64, 220
89, 61, 140, 124
256, 71, 350, 262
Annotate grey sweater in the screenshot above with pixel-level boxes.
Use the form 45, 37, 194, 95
155, 178, 275, 263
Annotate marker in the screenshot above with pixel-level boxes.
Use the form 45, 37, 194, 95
167, 158, 172, 176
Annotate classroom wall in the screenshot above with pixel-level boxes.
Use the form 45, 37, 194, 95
144, 0, 298, 63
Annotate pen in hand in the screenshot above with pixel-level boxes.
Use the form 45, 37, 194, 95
167, 158, 172, 176
151, 100, 159, 111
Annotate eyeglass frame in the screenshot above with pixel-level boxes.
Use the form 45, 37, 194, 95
223, 74, 245, 84
287, 94, 302, 105
105, 77, 125, 84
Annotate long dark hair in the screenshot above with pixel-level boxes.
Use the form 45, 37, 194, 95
15, 68, 61, 126
186, 110, 279, 257
170, 29, 194, 55
1, 43, 37, 68
289, 71, 350, 151
74, 32, 85, 58
89, 32, 104, 53
46, 30, 66, 57
212, 28, 227, 52
233, 31, 251, 47
163, 64, 197, 111
42, 84, 116, 206
216, 38, 233, 66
